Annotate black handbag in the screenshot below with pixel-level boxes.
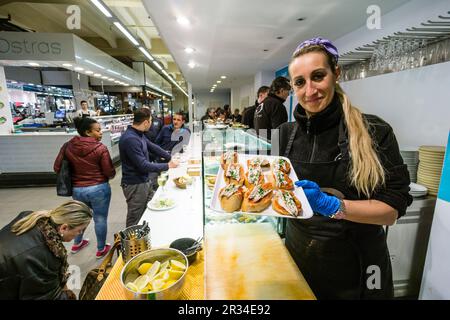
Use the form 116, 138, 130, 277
56, 142, 73, 196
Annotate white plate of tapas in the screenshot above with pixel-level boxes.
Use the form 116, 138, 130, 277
147, 197, 177, 211
209, 152, 313, 219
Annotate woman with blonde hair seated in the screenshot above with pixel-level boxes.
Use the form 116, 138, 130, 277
0, 200, 92, 300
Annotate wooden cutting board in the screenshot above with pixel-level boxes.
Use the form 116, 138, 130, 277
205, 223, 316, 300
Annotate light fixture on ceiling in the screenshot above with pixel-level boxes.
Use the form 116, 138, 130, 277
108, 78, 114, 81
90, 0, 112, 18
216, 80, 221, 84
28, 62, 40, 67
28, 83, 34, 86
86, 71, 94, 74
177, 17, 190, 26
139, 47, 155, 61
114, 22, 139, 46
263, 49, 269, 52
153, 61, 163, 70
188, 61, 196, 69
107, 69, 121, 76
75, 67, 84, 71
184, 47, 195, 54
62, 63, 72, 67
94, 73, 102, 77
101, 76, 108, 79
85, 59, 105, 70
220, 76, 226, 79
297, 17, 306, 21
276, 36, 284, 40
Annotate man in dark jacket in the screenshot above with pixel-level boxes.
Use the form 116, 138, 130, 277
254, 77, 291, 140
145, 115, 163, 143
242, 86, 269, 129
155, 112, 191, 153
119, 108, 179, 227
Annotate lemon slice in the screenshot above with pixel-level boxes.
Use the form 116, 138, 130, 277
137, 262, 153, 275
160, 260, 169, 271
146, 261, 161, 279
162, 280, 177, 290
126, 282, 139, 292
133, 275, 151, 292
170, 260, 186, 271
168, 269, 184, 280
151, 279, 165, 291
154, 269, 169, 281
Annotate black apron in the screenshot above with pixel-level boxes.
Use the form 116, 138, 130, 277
284, 121, 393, 300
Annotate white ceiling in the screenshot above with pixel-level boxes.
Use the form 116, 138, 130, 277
142, 0, 411, 90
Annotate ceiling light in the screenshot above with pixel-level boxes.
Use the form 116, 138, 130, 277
138, 47, 155, 61
221, 76, 226, 79
114, 80, 120, 83
85, 59, 105, 69
94, 73, 102, 77
153, 61, 163, 70
107, 69, 121, 76
11, 81, 17, 84
28, 83, 34, 86
108, 78, 114, 81
184, 47, 195, 54
276, 36, 284, 40
28, 62, 40, 67
188, 61, 196, 69
75, 67, 84, 71
86, 71, 94, 74
177, 17, 190, 26
114, 22, 139, 46
297, 17, 306, 21
101, 76, 108, 79
62, 63, 72, 67
216, 80, 221, 83
90, 0, 112, 18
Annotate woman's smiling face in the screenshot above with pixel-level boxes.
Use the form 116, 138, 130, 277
289, 51, 340, 115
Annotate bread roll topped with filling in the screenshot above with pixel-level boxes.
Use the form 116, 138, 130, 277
219, 184, 244, 212
272, 190, 302, 217
247, 156, 270, 168
224, 163, 245, 186
272, 157, 291, 174
244, 165, 265, 188
221, 151, 238, 169
241, 182, 273, 212
271, 169, 294, 190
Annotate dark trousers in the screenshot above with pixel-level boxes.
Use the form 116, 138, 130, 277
122, 178, 158, 227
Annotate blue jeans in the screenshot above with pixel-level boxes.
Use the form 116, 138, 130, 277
72, 182, 111, 251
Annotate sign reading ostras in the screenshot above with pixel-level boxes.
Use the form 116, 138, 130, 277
0, 38, 62, 55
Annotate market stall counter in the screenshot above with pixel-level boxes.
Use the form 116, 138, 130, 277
95, 132, 315, 300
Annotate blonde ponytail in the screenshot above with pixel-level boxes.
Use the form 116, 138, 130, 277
335, 84, 385, 197
12, 200, 92, 236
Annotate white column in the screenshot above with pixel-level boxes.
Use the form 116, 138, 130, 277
0, 66, 14, 134
188, 82, 193, 133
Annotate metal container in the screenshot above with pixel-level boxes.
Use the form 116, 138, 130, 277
120, 223, 151, 263
120, 248, 188, 300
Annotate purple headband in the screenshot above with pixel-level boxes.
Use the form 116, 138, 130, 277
293, 37, 339, 63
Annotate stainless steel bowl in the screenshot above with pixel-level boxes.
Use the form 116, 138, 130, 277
120, 248, 188, 300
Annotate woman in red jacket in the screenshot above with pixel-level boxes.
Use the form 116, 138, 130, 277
54, 117, 116, 258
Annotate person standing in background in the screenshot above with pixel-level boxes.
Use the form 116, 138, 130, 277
254, 77, 291, 140
54, 117, 115, 258
223, 104, 232, 120
231, 109, 242, 123
119, 108, 179, 227
242, 86, 269, 129
155, 112, 191, 153
75, 100, 96, 118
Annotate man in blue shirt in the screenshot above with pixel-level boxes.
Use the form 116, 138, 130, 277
155, 112, 191, 153
119, 108, 179, 227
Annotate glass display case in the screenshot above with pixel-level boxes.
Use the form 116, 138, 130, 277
93, 114, 133, 145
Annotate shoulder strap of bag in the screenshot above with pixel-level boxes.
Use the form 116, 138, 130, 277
96, 238, 121, 281
284, 122, 299, 158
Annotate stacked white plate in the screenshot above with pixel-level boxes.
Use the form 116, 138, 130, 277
417, 145, 445, 196
400, 148, 419, 183
409, 182, 428, 198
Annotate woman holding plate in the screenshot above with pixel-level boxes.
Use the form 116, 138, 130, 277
277, 37, 412, 299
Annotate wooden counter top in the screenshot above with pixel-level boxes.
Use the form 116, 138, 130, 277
205, 223, 316, 300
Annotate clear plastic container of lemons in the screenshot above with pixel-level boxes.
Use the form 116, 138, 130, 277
120, 248, 188, 300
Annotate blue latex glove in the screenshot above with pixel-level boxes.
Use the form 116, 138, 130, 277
295, 180, 340, 217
